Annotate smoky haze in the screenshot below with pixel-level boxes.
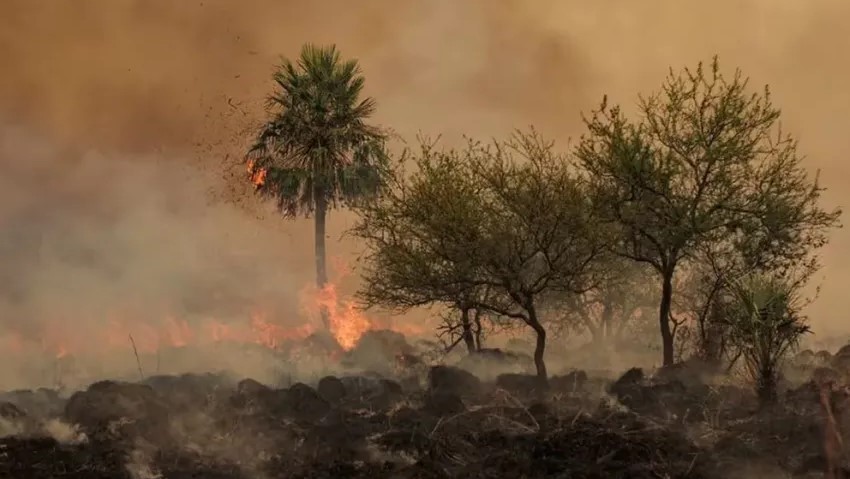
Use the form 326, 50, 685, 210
0, 0, 848, 385
0, 124, 304, 332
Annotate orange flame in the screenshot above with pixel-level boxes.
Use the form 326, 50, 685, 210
294, 256, 376, 350
246, 159, 267, 189
309, 282, 372, 350
7, 310, 316, 361
164, 315, 193, 347
0, 259, 423, 362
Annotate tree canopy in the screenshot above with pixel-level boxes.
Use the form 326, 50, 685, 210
352, 131, 608, 382
247, 43, 388, 215
575, 57, 841, 366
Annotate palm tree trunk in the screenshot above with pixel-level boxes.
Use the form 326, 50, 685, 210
315, 199, 330, 330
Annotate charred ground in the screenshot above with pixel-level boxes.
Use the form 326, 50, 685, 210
0, 330, 847, 479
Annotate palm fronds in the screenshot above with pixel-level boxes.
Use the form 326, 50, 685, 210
722, 272, 810, 405
247, 44, 387, 217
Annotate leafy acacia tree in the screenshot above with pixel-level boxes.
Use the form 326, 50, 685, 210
576, 57, 840, 366
248, 44, 388, 329
353, 131, 607, 382
352, 137, 484, 311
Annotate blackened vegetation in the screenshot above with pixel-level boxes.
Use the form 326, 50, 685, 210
4, 348, 850, 478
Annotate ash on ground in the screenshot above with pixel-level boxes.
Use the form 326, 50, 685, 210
0, 331, 847, 478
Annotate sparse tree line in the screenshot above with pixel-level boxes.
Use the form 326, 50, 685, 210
248, 44, 841, 403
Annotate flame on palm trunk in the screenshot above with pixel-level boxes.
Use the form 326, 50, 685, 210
302, 282, 371, 350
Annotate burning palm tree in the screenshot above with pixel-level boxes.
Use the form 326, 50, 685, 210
247, 44, 389, 329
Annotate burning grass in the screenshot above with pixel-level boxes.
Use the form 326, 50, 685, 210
0, 257, 431, 393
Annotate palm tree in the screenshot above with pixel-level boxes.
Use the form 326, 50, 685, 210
722, 273, 810, 407
247, 44, 388, 330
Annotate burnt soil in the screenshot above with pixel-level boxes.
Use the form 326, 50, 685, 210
0, 352, 847, 478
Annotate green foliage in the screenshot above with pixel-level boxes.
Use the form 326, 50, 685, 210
351, 137, 485, 310
467, 132, 609, 310
248, 44, 388, 216
575, 56, 841, 365
579, 57, 839, 272
352, 130, 608, 380
354, 131, 604, 311
721, 273, 810, 405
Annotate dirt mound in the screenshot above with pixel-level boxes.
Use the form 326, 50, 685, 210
495, 373, 541, 396
342, 329, 415, 375
317, 375, 347, 404
0, 388, 64, 420
456, 349, 534, 381
0, 401, 39, 436
654, 358, 718, 388
278, 382, 331, 421
428, 366, 482, 397
339, 375, 405, 411
609, 367, 714, 422
816, 350, 833, 364
64, 381, 171, 444
143, 372, 233, 411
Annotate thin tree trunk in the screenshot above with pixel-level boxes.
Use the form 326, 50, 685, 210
526, 304, 548, 386
315, 198, 329, 330
600, 301, 613, 342
583, 315, 602, 344
697, 278, 724, 363
473, 309, 483, 351
460, 308, 476, 354
659, 269, 675, 366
